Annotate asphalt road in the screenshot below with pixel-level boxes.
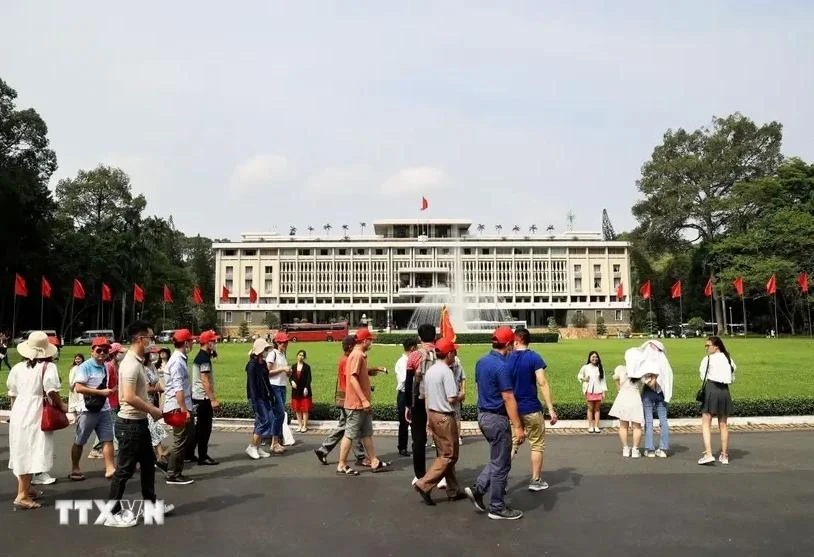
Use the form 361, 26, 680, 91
1, 425, 812, 557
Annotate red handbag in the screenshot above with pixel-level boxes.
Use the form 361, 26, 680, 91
41, 364, 69, 432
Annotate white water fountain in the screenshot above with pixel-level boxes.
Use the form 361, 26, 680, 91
405, 254, 526, 332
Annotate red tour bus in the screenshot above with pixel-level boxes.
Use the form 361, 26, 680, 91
280, 322, 349, 342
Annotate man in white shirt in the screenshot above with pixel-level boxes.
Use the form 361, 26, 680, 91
395, 337, 418, 457
266, 332, 292, 454
162, 329, 196, 485
414, 338, 467, 506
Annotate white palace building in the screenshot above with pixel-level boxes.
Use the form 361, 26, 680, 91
213, 219, 632, 334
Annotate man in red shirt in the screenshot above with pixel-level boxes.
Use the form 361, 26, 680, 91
336, 328, 391, 475
314, 336, 365, 465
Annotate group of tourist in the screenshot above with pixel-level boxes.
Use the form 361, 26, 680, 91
5, 321, 736, 525
578, 337, 735, 465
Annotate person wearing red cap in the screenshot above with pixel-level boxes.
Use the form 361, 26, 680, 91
69, 336, 117, 481
414, 338, 467, 505
186, 330, 220, 465
265, 331, 292, 454
465, 326, 526, 520
87, 342, 125, 459
404, 323, 438, 484
161, 329, 196, 485
336, 327, 391, 475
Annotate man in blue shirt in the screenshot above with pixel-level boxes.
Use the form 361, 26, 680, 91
465, 327, 526, 520
507, 327, 558, 493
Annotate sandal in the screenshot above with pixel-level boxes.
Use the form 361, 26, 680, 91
68, 472, 86, 481
355, 458, 372, 468
371, 460, 392, 473
27, 490, 44, 500
335, 465, 360, 476
13, 499, 42, 510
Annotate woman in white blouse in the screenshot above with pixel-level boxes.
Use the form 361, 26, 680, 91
577, 351, 608, 433
698, 336, 736, 465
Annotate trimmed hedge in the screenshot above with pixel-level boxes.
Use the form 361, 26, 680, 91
373, 332, 559, 345
4, 396, 812, 421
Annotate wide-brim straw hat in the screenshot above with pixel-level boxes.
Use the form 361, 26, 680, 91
249, 338, 271, 356
17, 331, 58, 360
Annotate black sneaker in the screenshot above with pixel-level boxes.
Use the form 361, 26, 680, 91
155, 461, 168, 473
488, 507, 524, 520
314, 449, 329, 465
184, 456, 198, 464
414, 485, 436, 506
464, 486, 486, 513
398, 449, 411, 457
166, 475, 195, 485
198, 457, 219, 466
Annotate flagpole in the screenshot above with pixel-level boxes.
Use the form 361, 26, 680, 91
807, 291, 812, 338
12, 291, 18, 342
679, 294, 683, 337
40, 288, 44, 330
720, 282, 727, 336
162, 301, 166, 331
648, 297, 653, 336
773, 292, 779, 338
709, 290, 714, 334
69, 295, 75, 345
741, 295, 747, 336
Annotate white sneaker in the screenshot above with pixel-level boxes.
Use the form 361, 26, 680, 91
32, 472, 56, 485
631, 448, 641, 459
528, 478, 549, 492
655, 449, 668, 458
622, 446, 631, 458
245, 445, 261, 460
411, 477, 419, 487
103, 510, 138, 528
459, 437, 463, 445
159, 502, 175, 516
438, 478, 447, 489
594, 427, 602, 434
698, 453, 715, 465
646, 451, 656, 458
718, 453, 729, 465
257, 445, 271, 458
587, 427, 594, 433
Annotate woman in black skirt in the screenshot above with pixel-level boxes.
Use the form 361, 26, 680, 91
698, 336, 736, 465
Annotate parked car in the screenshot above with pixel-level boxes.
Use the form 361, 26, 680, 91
73, 329, 115, 345
13, 330, 62, 348
156, 330, 177, 343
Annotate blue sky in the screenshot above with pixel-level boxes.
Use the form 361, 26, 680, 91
2, 1, 812, 239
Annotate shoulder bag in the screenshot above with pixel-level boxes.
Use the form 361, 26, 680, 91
41, 364, 69, 432
83, 369, 108, 413
695, 357, 711, 403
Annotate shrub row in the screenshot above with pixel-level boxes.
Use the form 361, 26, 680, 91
5, 396, 811, 421
373, 332, 559, 345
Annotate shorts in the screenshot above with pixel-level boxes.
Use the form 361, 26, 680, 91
75, 410, 114, 446
345, 409, 373, 440
512, 411, 545, 453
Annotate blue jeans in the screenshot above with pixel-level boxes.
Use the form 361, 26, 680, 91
270, 385, 286, 439
475, 412, 512, 513
252, 398, 274, 439
642, 388, 669, 451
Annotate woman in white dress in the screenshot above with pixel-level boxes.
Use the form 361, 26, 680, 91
608, 365, 648, 458
7, 331, 66, 510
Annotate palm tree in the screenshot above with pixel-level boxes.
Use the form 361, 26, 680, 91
341, 224, 349, 236
360, 222, 367, 236
307, 225, 314, 237
323, 223, 332, 236
495, 224, 503, 235
289, 226, 297, 236
546, 224, 555, 232
512, 225, 520, 235
529, 224, 538, 235
477, 224, 485, 236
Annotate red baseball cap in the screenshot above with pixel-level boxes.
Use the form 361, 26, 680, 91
109, 342, 125, 354
199, 330, 219, 344
173, 329, 196, 343
435, 338, 459, 356
91, 337, 111, 348
355, 328, 376, 342
492, 326, 515, 345
273, 332, 290, 344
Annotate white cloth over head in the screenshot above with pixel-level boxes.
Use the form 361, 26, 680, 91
623, 340, 673, 402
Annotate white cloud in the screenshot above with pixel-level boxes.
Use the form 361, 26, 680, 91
380, 166, 448, 195
230, 155, 290, 193
305, 164, 372, 194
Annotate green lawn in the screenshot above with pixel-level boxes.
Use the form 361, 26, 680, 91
3, 338, 811, 407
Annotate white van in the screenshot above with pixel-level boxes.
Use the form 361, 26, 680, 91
73, 329, 115, 345
156, 330, 176, 343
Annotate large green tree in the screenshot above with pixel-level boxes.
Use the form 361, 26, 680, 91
0, 78, 58, 332
632, 113, 784, 332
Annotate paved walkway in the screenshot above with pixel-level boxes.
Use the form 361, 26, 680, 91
2, 425, 813, 557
